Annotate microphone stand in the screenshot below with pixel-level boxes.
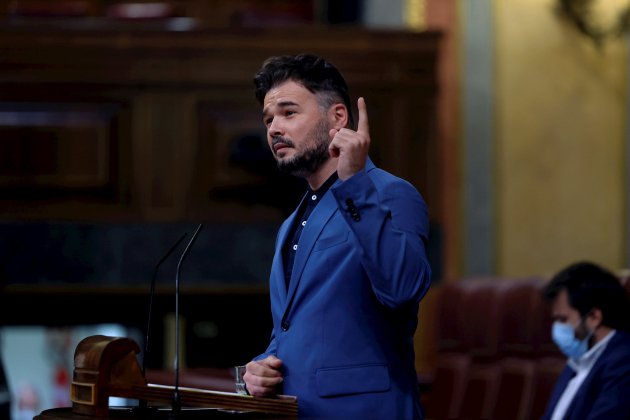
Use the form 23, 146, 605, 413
143, 232, 189, 376
172, 223, 203, 417
137, 232, 188, 417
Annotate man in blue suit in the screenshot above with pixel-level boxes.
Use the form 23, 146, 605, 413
541, 261, 630, 420
242, 54, 432, 418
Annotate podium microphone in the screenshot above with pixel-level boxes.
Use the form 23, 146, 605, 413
137, 231, 188, 417
143, 231, 189, 377
172, 223, 203, 414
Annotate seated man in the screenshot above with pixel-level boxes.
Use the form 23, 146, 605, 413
541, 261, 630, 420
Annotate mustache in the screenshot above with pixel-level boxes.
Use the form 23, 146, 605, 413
271, 136, 295, 148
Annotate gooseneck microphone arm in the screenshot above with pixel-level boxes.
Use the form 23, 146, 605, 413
143, 232, 188, 377
172, 223, 203, 414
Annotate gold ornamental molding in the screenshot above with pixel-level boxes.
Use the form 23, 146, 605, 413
557, 0, 630, 44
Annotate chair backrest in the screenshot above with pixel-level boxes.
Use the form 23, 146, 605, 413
460, 279, 502, 362
497, 277, 545, 358
456, 279, 504, 419
424, 281, 476, 420
492, 358, 537, 420
435, 282, 467, 353
422, 353, 471, 419
459, 362, 502, 419
490, 278, 545, 420
529, 357, 566, 420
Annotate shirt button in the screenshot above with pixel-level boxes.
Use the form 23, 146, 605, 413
301, 221, 307, 226
281, 322, 290, 331
292, 244, 298, 251
311, 194, 317, 201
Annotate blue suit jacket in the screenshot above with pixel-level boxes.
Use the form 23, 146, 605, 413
255, 159, 432, 419
541, 330, 630, 420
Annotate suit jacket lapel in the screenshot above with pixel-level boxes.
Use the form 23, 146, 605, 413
543, 365, 574, 419
283, 185, 340, 317
273, 203, 301, 305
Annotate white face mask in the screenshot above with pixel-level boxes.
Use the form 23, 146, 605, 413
551, 317, 594, 359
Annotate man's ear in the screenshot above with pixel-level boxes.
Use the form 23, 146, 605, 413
587, 307, 604, 328
328, 103, 348, 130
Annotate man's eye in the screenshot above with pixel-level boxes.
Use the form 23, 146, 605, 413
264, 117, 273, 126
285, 111, 295, 116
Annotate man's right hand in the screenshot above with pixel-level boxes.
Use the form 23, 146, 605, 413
243, 355, 284, 397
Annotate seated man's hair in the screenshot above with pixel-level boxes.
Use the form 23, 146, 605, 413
544, 261, 630, 331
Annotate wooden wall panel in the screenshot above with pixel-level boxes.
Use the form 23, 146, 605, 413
0, 24, 442, 224
0, 103, 116, 189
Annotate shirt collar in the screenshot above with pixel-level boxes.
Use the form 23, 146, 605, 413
307, 172, 338, 201
568, 330, 616, 372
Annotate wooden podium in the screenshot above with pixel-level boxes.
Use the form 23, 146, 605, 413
36, 335, 297, 419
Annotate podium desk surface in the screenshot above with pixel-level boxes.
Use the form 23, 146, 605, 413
36, 406, 295, 419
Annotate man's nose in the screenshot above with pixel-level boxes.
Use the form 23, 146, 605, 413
268, 118, 284, 137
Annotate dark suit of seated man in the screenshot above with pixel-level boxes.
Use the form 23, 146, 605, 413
541, 261, 630, 420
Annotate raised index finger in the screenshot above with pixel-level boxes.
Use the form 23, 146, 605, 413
356, 97, 370, 134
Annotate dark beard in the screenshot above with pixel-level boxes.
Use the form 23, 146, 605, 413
275, 119, 330, 178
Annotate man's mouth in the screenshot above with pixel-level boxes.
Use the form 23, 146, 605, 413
274, 143, 289, 153
272, 137, 293, 154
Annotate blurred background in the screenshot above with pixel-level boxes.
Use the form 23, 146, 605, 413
0, 0, 628, 418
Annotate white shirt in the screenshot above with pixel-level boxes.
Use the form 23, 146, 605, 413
550, 330, 616, 420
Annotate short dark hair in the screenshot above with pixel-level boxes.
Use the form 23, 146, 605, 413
544, 261, 630, 331
253, 54, 354, 129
